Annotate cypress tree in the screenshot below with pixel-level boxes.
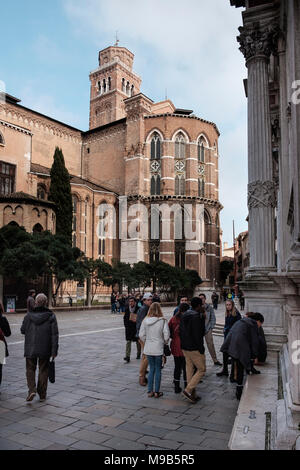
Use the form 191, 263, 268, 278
49, 147, 73, 245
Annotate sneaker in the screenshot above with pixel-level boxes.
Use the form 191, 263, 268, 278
191, 391, 201, 401
182, 390, 197, 404
123, 357, 130, 363
26, 392, 36, 402
214, 361, 223, 366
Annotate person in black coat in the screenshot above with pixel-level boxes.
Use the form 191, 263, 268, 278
217, 299, 241, 380
123, 297, 141, 363
0, 301, 11, 391
21, 293, 59, 402
220, 314, 260, 400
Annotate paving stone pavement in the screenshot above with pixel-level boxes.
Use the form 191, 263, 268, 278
0, 307, 239, 450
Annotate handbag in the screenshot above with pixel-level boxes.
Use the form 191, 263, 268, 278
164, 343, 171, 356
129, 312, 137, 323
48, 359, 55, 384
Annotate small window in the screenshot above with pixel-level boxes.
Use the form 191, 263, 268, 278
108, 77, 111, 91
37, 185, 47, 200
0, 132, 4, 145
0, 161, 16, 196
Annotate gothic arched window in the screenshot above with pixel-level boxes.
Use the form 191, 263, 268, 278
175, 132, 186, 159
126, 81, 130, 95
37, 184, 47, 200
103, 79, 106, 93
198, 178, 205, 197
150, 132, 161, 160
0, 132, 4, 145
131, 85, 134, 97
198, 135, 208, 163
122, 78, 126, 93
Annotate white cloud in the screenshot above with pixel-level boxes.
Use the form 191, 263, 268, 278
63, 0, 248, 244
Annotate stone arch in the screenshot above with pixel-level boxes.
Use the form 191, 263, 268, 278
196, 132, 210, 147
32, 223, 43, 233
171, 128, 190, 143
146, 128, 164, 143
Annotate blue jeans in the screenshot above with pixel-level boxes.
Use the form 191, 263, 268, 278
146, 355, 162, 393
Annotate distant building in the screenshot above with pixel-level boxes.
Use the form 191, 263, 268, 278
0, 44, 223, 305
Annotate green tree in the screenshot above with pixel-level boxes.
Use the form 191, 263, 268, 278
131, 261, 152, 292
81, 257, 113, 305
220, 260, 234, 286
48, 147, 73, 245
111, 260, 135, 294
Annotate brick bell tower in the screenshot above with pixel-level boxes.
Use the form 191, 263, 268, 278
89, 43, 142, 129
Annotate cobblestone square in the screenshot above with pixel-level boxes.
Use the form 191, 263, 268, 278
0, 307, 239, 450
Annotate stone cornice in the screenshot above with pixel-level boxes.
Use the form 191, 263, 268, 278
124, 194, 223, 210
0, 119, 32, 136
145, 113, 220, 136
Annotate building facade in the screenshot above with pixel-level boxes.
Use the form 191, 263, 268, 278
0, 44, 222, 303
231, 0, 300, 448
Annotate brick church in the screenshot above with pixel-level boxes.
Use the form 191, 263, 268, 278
0, 44, 222, 302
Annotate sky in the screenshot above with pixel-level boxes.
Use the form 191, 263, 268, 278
0, 0, 248, 247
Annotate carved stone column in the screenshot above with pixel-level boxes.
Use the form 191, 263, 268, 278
238, 21, 279, 273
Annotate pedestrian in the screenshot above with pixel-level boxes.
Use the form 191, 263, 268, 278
173, 296, 189, 316
136, 293, 153, 386
0, 301, 11, 392
239, 291, 245, 311
27, 289, 36, 312
67, 292, 73, 307
220, 312, 260, 400
168, 302, 189, 393
211, 291, 219, 310
217, 299, 241, 379
180, 297, 206, 404
119, 294, 126, 313
152, 292, 161, 303
199, 293, 222, 366
123, 296, 141, 363
246, 312, 267, 366
111, 292, 116, 313
21, 293, 59, 402
139, 302, 170, 398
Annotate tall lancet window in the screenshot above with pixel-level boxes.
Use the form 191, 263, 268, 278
150, 132, 161, 196
198, 135, 207, 163
175, 132, 186, 195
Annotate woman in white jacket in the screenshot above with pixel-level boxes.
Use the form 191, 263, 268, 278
139, 302, 170, 398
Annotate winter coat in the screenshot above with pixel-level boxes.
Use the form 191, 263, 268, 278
168, 314, 184, 357
258, 326, 267, 363
21, 307, 59, 358
204, 303, 216, 333
223, 310, 241, 337
179, 308, 206, 354
136, 304, 150, 336
0, 314, 11, 358
27, 295, 35, 312
123, 304, 139, 341
220, 317, 259, 371
139, 317, 170, 356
